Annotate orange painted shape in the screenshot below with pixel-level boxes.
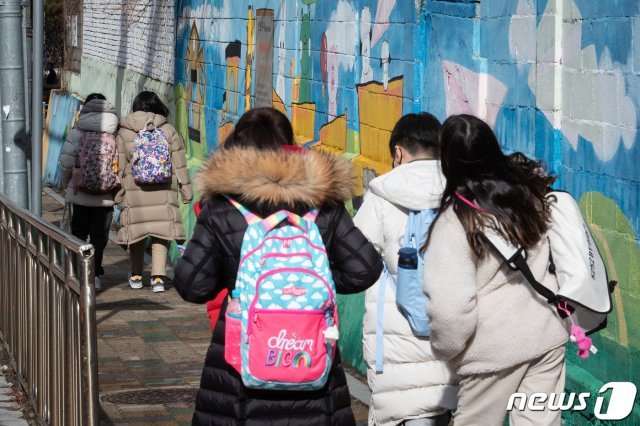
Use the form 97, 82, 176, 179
351, 155, 392, 197
42, 91, 55, 175
292, 76, 300, 103
226, 56, 241, 114
357, 77, 403, 166
218, 121, 235, 146
272, 89, 287, 115
315, 113, 347, 154
291, 102, 316, 146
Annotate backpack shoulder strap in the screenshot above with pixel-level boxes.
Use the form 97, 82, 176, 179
483, 227, 558, 304
303, 208, 319, 222
224, 195, 262, 225
260, 210, 311, 234
404, 208, 438, 249
375, 265, 395, 373
404, 210, 417, 248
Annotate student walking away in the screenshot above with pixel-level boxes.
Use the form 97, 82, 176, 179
173, 107, 383, 426
116, 91, 192, 292
423, 114, 569, 426
60, 93, 120, 292
354, 113, 458, 426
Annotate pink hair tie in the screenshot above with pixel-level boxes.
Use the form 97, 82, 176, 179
454, 191, 487, 213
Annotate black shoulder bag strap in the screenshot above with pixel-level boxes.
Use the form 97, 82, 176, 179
483, 228, 558, 305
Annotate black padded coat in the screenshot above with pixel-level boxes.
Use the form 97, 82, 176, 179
173, 147, 383, 426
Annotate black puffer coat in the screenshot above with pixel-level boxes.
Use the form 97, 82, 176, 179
174, 147, 383, 426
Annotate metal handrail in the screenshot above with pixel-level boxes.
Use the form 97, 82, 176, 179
0, 193, 98, 426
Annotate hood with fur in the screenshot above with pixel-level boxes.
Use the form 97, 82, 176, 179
198, 147, 354, 208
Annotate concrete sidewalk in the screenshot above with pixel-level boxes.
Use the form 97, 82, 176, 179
42, 189, 369, 425
0, 370, 28, 426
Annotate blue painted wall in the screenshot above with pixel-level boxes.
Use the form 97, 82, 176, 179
173, 3, 640, 421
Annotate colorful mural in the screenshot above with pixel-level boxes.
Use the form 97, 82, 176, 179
174, 1, 640, 420
175, 0, 419, 195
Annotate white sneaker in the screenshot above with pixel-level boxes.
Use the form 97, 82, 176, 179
95, 276, 102, 292
129, 274, 143, 289
150, 277, 165, 293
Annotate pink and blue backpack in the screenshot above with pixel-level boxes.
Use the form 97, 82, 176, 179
224, 197, 339, 391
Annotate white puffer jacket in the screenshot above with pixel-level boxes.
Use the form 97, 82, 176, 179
59, 99, 119, 207
354, 160, 458, 426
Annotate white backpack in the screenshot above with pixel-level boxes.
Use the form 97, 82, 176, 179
483, 191, 615, 335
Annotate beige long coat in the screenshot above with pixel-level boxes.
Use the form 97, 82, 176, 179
115, 111, 192, 245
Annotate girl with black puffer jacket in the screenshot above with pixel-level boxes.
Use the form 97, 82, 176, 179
173, 107, 383, 426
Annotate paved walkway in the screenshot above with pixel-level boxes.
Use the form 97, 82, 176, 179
0, 370, 28, 426
42, 189, 369, 425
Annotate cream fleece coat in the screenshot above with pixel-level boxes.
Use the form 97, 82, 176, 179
354, 160, 458, 426
59, 99, 119, 207
423, 206, 569, 376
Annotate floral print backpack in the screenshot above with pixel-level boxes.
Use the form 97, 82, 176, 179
131, 120, 172, 184
72, 131, 120, 194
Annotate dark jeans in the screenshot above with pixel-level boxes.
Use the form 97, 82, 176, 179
71, 205, 113, 276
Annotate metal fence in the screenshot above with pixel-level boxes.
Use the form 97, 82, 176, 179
0, 193, 98, 426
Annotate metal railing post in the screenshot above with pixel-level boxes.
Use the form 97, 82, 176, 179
0, 192, 98, 426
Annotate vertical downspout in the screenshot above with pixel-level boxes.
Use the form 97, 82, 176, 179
0, 0, 29, 207
31, 0, 43, 215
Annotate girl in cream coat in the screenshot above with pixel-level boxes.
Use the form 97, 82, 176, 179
423, 115, 568, 426
354, 113, 458, 426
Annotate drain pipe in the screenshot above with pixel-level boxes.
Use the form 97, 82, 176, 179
0, 0, 29, 207
23, 1, 32, 211
31, 0, 43, 215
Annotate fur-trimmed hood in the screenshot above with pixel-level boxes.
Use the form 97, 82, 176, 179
198, 147, 354, 208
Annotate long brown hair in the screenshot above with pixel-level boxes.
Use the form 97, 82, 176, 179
424, 114, 555, 258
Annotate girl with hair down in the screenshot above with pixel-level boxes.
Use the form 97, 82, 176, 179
173, 107, 382, 425
116, 91, 192, 292
422, 114, 568, 426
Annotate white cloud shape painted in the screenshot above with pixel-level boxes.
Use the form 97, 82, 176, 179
512, 0, 637, 161
177, 3, 214, 36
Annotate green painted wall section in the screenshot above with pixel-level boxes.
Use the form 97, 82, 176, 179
561, 192, 640, 423
65, 57, 175, 119
337, 292, 366, 375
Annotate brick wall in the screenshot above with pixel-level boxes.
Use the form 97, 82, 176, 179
82, 0, 175, 84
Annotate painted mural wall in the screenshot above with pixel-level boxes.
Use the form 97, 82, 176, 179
174, 0, 639, 422
422, 1, 640, 423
